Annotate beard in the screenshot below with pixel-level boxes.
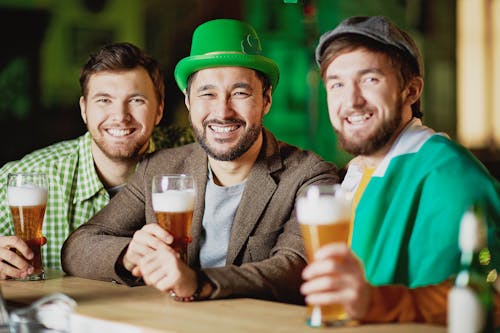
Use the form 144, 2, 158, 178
335, 99, 403, 156
90, 130, 150, 162
190, 118, 262, 161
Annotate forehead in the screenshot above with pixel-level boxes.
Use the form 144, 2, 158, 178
191, 67, 259, 87
87, 68, 152, 87
326, 47, 393, 77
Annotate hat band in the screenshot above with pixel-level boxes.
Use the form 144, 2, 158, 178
200, 51, 254, 56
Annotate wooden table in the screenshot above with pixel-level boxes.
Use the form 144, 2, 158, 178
0, 270, 446, 333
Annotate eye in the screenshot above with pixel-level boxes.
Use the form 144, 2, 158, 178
328, 81, 343, 90
363, 76, 380, 84
130, 97, 146, 104
96, 97, 111, 104
198, 91, 215, 98
233, 90, 250, 97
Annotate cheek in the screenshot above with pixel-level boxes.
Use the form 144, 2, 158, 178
83, 112, 101, 127
328, 110, 341, 129
188, 108, 204, 126
326, 96, 342, 126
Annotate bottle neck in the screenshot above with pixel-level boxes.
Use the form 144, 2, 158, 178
457, 248, 493, 289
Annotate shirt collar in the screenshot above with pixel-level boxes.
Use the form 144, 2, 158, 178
73, 132, 107, 203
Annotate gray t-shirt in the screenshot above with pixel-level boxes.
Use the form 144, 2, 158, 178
199, 168, 246, 268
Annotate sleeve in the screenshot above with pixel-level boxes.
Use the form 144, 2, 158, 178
61, 164, 149, 283
363, 280, 500, 328
201, 158, 339, 305
409, 154, 500, 286
0, 162, 17, 235
362, 280, 451, 324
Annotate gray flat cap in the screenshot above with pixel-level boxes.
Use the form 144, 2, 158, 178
315, 16, 423, 75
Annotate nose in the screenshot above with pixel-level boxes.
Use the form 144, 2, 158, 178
110, 102, 132, 122
212, 95, 236, 119
345, 82, 366, 109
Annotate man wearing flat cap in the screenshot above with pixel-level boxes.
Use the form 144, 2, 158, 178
301, 16, 500, 326
62, 19, 338, 303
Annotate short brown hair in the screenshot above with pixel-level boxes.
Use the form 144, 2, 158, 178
319, 34, 422, 118
80, 42, 164, 104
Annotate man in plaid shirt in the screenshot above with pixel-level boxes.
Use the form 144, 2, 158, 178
0, 42, 164, 278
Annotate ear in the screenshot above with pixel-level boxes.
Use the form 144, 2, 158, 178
403, 76, 423, 106
262, 88, 272, 116
184, 91, 190, 112
79, 96, 87, 124
155, 101, 164, 126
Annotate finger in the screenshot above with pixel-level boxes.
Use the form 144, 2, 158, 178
131, 230, 169, 254
301, 274, 341, 295
302, 257, 339, 280
140, 256, 165, 281
0, 236, 33, 260
0, 261, 33, 279
140, 254, 173, 290
131, 266, 142, 277
125, 229, 168, 267
141, 224, 174, 244
314, 243, 350, 260
0, 247, 32, 271
305, 289, 344, 306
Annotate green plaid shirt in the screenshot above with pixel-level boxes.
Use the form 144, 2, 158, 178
0, 132, 110, 270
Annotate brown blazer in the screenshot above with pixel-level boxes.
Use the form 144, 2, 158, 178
61, 129, 339, 304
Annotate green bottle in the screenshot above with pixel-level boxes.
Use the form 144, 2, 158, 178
448, 207, 495, 333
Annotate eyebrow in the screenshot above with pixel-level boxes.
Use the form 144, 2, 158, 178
89, 92, 148, 99
326, 68, 384, 81
196, 84, 216, 93
196, 82, 253, 93
90, 92, 112, 99
233, 82, 253, 91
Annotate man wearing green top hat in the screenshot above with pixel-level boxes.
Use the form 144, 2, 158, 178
62, 19, 338, 304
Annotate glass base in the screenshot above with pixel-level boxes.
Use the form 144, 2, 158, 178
306, 318, 358, 328
306, 306, 358, 328
14, 271, 45, 281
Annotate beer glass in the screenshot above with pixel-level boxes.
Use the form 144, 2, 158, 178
7, 173, 48, 280
296, 184, 352, 327
152, 174, 195, 263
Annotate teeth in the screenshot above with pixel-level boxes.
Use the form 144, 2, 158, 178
347, 113, 371, 124
210, 125, 238, 133
107, 128, 132, 137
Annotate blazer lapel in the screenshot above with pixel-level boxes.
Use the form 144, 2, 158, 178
225, 130, 283, 264
187, 145, 208, 268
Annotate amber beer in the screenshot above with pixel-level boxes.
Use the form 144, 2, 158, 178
296, 185, 352, 327
7, 176, 48, 281
152, 188, 195, 263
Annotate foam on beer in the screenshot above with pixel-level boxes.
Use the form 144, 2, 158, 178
296, 189, 351, 225
7, 185, 48, 206
152, 190, 195, 212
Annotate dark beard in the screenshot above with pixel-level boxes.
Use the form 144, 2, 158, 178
190, 118, 262, 161
336, 101, 403, 156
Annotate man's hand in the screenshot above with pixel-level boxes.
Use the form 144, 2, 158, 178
123, 223, 173, 277
300, 243, 372, 320
138, 242, 197, 298
0, 236, 33, 280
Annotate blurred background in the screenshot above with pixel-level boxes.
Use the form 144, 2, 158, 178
0, 0, 499, 179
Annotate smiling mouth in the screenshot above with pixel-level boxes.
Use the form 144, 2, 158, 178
106, 128, 135, 137
208, 124, 241, 133
346, 113, 373, 125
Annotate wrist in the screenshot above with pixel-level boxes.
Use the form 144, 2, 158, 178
192, 270, 214, 301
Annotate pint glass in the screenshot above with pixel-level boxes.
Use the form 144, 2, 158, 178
152, 174, 195, 263
7, 173, 48, 280
296, 184, 352, 327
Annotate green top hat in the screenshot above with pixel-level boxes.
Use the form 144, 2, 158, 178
174, 19, 280, 93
